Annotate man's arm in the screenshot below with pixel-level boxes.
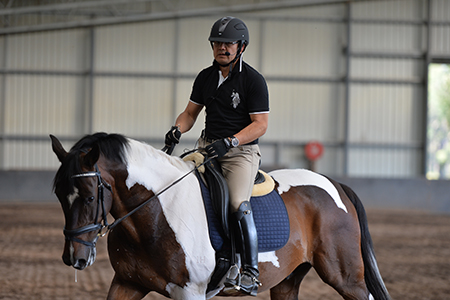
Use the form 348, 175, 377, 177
175, 101, 204, 134
234, 113, 269, 146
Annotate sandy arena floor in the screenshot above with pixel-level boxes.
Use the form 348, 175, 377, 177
1, 202, 449, 300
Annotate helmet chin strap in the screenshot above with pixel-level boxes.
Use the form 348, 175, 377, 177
216, 42, 244, 78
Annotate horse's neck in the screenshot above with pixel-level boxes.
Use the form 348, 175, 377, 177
109, 141, 204, 246
124, 139, 193, 193
112, 139, 201, 224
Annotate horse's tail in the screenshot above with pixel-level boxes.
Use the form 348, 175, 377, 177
340, 183, 391, 300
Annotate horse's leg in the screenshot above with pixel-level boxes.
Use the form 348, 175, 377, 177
107, 274, 148, 300
313, 239, 370, 300
269, 263, 311, 300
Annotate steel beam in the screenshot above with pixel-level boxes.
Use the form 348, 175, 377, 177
0, 69, 424, 85
0, 0, 353, 35
343, 2, 351, 176
0, 0, 158, 16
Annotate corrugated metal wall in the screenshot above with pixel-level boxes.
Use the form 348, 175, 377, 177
347, 0, 426, 177
1, 0, 450, 177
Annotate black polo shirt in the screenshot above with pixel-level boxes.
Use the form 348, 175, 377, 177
190, 60, 269, 143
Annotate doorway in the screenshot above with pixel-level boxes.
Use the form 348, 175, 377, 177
427, 63, 450, 179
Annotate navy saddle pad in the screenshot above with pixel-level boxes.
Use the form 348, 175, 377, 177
197, 173, 290, 252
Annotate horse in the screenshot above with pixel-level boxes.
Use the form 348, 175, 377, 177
50, 132, 391, 300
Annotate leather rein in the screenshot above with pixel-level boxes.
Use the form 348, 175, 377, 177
65, 146, 213, 247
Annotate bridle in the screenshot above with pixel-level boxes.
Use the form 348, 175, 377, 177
64, 148, 214, 248
64, 164, 112, 247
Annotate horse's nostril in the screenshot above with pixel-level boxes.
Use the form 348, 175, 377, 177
73, 258, 87, 270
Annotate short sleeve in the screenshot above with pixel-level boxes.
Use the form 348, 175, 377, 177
247, 72, 269, 114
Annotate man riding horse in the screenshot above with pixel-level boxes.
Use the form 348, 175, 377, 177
165, 16, 269, 296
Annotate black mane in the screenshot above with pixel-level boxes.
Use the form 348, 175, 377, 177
53, 132, 129, 192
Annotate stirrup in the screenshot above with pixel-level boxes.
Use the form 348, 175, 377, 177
239, 270, 261, 297
223, 264, 241, 293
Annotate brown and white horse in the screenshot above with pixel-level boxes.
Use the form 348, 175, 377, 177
51, 132, 390, 300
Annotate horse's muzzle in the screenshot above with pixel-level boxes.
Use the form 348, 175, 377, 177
62, 238, 97, 270
62, 253, 88, 270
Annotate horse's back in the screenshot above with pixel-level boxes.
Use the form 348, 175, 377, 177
269, 168, 351, 215
268, 168, 361, 263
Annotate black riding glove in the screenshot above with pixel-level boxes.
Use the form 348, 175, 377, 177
205, 138, 231, 159
165, 126, 181, 146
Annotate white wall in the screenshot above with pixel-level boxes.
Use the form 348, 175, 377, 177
1, 0, 449, 177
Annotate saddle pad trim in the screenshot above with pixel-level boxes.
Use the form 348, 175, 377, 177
252, 170, 275, 197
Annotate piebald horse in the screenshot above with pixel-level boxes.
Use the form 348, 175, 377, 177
50, 133, 390, 300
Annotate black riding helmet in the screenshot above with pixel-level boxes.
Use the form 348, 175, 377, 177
209, 16, 249, 71
208, 16, 249, 46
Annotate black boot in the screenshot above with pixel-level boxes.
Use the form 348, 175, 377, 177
225, 201, 261, 296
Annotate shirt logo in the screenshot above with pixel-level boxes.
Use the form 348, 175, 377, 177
231, 90, 240, 109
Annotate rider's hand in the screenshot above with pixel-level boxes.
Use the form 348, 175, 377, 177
165, 126, 181, 146
205, 138, 231, 159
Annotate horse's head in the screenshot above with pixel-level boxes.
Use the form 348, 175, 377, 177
51, 133, 117, 270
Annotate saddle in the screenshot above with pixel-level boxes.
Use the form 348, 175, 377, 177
184, 153, 275, 237
183, 153, 289, 294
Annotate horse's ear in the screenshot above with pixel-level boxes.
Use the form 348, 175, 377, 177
50, 134, 68, 162
83, 144, 100, 168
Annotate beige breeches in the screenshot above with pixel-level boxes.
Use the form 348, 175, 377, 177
199, 138, 261, 212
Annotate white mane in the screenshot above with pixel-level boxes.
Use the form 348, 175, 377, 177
123, 138, 194, 192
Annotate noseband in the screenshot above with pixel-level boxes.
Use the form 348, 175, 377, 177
64, 164, 112, 247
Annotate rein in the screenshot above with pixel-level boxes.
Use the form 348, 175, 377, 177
66, 149, 213, 246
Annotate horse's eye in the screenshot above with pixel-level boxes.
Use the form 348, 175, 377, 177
86, 196, 95, 204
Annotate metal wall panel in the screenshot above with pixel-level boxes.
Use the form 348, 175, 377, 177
266, 82, 345, 142
351, 23, 423, 53
4, 75, 85, 136
7, 13, 86, 28
349, 148, 423, 177
4, 140, 62, 169
349, 84, 423, 144
346, 0, 427, 177
248, 3, 345, 18
95, 21, 176, 73
1, 30, 88, 169
260, 143, 345, 175
352, 0, 425, 20
431, 25, 450, 56
262, 20, 345, 77
7, 29, 87, 71
92, 77, 173, 137
431, 0, 450, 21
351, 58, 423, 81
176, 18, 218, 74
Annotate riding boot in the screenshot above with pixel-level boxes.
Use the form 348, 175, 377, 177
225, 201, 260, 296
